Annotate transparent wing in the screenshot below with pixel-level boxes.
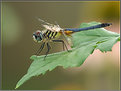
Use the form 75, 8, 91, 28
36, 17, 64, 32
66, 35, 73, 47
36, 17, 51, 25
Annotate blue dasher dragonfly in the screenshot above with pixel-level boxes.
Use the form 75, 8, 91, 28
33, 18, 112, 60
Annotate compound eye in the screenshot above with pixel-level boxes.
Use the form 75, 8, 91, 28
36, 32, 40, 36
33, 31, 43, 43
35, 35, 37, 39
33, 33, 37, 39
35, 30, 41, 36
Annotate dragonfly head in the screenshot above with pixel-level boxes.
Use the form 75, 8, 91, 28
33, 30, 43, 43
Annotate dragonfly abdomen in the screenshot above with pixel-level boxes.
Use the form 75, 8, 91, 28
65, 23, 112, 32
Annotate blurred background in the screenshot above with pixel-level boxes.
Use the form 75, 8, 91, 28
2, 1, 120, 90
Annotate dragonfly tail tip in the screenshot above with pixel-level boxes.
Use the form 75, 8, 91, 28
101, 23, 112, 27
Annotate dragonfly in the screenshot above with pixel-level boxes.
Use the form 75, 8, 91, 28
33, 18, 112, 60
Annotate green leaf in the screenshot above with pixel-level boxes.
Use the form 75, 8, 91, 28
15, 22, 120, 89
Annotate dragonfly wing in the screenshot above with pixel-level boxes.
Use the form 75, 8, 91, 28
42, 24, 53, 31
36, 17, 51, 25
42, 24, 63, 32
66, 35, 73, 47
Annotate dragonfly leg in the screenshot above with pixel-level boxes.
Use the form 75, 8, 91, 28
44, 43, 51, 60
35, 42, 45, 55
52, 40, 69, 52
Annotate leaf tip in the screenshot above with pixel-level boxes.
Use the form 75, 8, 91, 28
30, 55, 37, 60
118, 37, 120, 41
15, 85, 19, 89
93, 45, 97, 48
